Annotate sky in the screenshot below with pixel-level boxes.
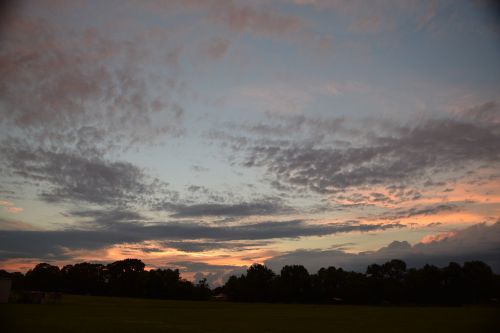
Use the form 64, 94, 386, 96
1, 0, 500, 286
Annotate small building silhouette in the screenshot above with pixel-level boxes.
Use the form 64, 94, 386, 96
212, 293, 227, 301
0, 277, 12, 303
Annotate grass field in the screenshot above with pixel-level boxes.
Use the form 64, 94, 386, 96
1, 295, 499, 333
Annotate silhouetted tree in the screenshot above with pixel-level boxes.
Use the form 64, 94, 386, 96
406, 264, 443, 304
3, 258, 498, 305
144, 268, 189, 299
279, 265, 311, 302
193, 278, 211, 300
223, 275, 246, 301
441, 262, 463, 305
367, 259, 407, 303
245, 264, 276, 301
311, 266, 344, 302
61, 263, 106, 295
462, 261, 494, 303
107, 259, 146, 297
26, 263, 61, 291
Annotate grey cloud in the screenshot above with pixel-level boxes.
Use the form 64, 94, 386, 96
164, 200, 295, 217
288, 0, 460, 35
169, 261, 246, 272
0, 141, 168, 206
190, 165, 209, 173
237, 113, 500, 194
0, 8, 183, 152
330, 190, 421, 206
461, 100, 500, 124
0, 229, 122, 261
167, 261, 247, 287
368, 204, 460, 221
0, 217, 37, 231
394, 204, 458, 218
187, 185, 208, 193
67, 209, 147, 227
0, 219, 403, 260
214, 1, 301, 36
202, 38, 230, 59
240, 114, 346, 141
138, 0, 303, 37
265, 221, 500, 273
160, 240, 271, 252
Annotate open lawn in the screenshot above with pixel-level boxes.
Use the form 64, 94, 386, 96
1, 295, 499, 333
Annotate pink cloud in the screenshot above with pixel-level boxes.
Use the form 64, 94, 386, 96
6, 207, 23, 214
0, 217, 36, 230
0, 11, 184, 150
203, 38, 230, 59
0, 200, 23, 214
217, 2, 302, 36
420, 231, 457, 244
134, 0, 304, 37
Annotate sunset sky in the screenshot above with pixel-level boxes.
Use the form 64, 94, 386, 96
1, 0, 500, 285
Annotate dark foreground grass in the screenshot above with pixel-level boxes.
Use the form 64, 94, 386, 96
1, 295, 499, 333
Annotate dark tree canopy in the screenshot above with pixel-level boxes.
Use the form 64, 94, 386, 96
3, 259, 500, 305
25, 263, 61, 292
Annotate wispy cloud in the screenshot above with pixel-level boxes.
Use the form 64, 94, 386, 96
160, 199, 295, 218
0, 13, 184, 151
0, 140, 169, 206
227, 103, 500, 194
0, 200, 23, 214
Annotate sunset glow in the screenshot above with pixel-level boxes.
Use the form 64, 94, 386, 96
1, 0, 500, 285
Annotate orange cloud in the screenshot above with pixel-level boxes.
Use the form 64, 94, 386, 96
6, 207, 23, 214
420, 231, 457, 244
0, 200, 23, 214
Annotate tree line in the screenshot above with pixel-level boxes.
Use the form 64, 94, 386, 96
2, 259, 499, 305
1, 259, 211, 301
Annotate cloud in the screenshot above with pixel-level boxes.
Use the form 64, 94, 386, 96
0, 217, 37, 231
0, 200, 23, 214
0, 7, 183, 152
6, 207, 23, 214
235, 85, 315, 114
288, 0, 445, 34
265, 221, 500, 273
0, 217, 402, 260
162, 199, 295, 217
369, 204, 460, 220
459, 100, 500, 124
167, 260, 247, 286
215, 1, 302, 36
67, 209, 147, 227
169, 261, 245, 272
202, 38, 230, 59
160, 240, 271, 252
0, 140, 168, 206
234, 108, 500, 194
142, 0, 303, 37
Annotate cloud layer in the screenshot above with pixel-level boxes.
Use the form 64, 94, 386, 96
239, 112, 500, 194
0, 216, 401, 260
0, 11, 183, 151
266, 221, 500, 272
0, 141, 164, 206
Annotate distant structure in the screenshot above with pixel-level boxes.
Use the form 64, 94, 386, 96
212, 293, 227, 301
0, 277, 12, 303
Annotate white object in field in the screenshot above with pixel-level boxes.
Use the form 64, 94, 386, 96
0, 277, 12, 303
